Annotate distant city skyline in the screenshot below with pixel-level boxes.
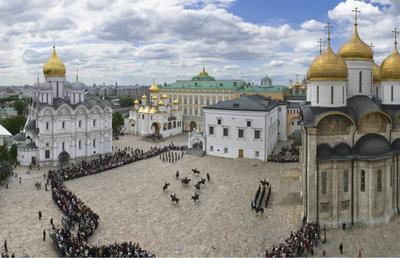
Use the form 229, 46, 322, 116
0, 0, 397, 86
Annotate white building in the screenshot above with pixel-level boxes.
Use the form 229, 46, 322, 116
124, 82, 183, 138
18, 46, 113, 167
0, 124, 12, 146
203, 95, 285, 161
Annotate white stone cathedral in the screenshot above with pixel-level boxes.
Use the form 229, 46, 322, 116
17, 46, 113, 167
301, 10, 400, 228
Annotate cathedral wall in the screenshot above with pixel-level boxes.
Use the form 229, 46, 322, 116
346, 60, 373, 98
381, 81, 400, 104
309, 81, 347, 107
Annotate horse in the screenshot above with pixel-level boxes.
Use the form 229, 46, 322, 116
194, 182, 201, 190
163, 182, 170, 192
192, 193, 200, 203
35, 182, 41, 190
170, 193, 179, 205
260, 179, 269, 187
181, 177, 191, 186
192, 168, 200, 176
251, 201, 264, 214
176, 170, 179, 179
199, 178, 206, 185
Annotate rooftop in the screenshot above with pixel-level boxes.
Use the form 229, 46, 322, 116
203, 95, 279, 112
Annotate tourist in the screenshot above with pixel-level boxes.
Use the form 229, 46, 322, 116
43, 230, 46, 241
339, 242, 343, 254
3, 240, 7, 253
267, 143, 299, 162
38, 211, 42, 220
206, 173, 210, 182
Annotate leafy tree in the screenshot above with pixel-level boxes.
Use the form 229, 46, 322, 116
112, 112, 124, 136
9, 144, 17, 164
0, 160, 12, 182
0, 115, 27, 135
13, 99, 27, 115
119, 96, 134, 107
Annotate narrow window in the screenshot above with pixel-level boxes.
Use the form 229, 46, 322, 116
46, 122, 49, 130
62, 142, 65, 151
255, 151, 259, 157
254, 129, 261, 139
79, 140, 82, 150
331, 86, 334, 104
317, 86, 319, 104
93, 139, 96, 148
361, 170, 366, 192
247, 121, 251, 127
93, 119, 96, 127
223, 127, 229, 136
45, 150, 50, 159
78, 120, 82, 128
321, 171, 327, 195
343, 170, 349, 193
217, 119, 221, 125
342, 86, 345, 104
210, 145, 213, 151
62, 121, 65, 129
359, 71, 362, 93
391, 85, 394, 102
390, 166, 393, 186
224, 147, 228, 154
377, 169, 382, 192
238, 129, 244, 138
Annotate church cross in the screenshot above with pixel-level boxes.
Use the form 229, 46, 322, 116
393, 27, 399, 47
352, 7, 361, 26
318, 38, 323, 54
325, 22, 333, 45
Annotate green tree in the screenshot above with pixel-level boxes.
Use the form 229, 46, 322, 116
112, 112, 124, 136
9, 144, 17, 164
119, 96, 134, 107
13, 99, 27, 115
0, 115, 27, 135
0, 160, 12, 182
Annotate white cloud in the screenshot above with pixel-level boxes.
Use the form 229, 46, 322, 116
0, 0, 398, 86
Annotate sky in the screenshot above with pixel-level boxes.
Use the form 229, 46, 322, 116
0, 0, 399, 86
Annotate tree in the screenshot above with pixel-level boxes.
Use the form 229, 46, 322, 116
0, 160, 12, 182
13, 99, 27, 115
0, 115, 27, 135
112, 112, 124, 136
9, 144, 17, 164
119, 96, 134, 107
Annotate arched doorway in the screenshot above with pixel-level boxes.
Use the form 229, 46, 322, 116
151, 122, 160, 135
190, 121, 197, 132
58, 150, 70, 169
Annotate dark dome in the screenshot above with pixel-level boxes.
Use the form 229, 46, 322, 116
354, 134, 391, 156
392, 138, 400, 150
333, 143, 352, 156
317, 143, 332, 158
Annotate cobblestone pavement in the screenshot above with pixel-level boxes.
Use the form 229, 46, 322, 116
0, 134, 302, 256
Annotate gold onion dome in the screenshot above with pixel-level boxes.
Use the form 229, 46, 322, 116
161, 94, 168, 99
43, 46, 66, 78
134, 99, 139, 105
149, 81, 159, 93
158, 100, 165, 106
141, 94, 147, 99
152, 95, 158, 100
173, 99, 179, 105
149, 107, 157, 113
380, 45, 400, 81
309, 45, 348, 81
338, 17, 373, 60
372, 62, 381, 83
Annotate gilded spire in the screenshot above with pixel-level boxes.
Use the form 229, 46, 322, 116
393, 27, 399, 52
353, 7, 360, 27
76, 68, 79, 82
318, 38, 323, 54
325, 22, 333, 47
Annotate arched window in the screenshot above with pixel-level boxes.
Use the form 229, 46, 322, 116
391, 85, 394, 102
361, 169, 366, 192
331, 86, 334, 104
343, 170, 349, 193
377, 169, 382, 192
359, 71, 362, 93
173, 121, 176, 128
78, 140, 82, 150
321, 171, 327, 195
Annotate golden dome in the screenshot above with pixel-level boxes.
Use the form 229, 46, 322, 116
149, 81, 159, 93
372, 62, 381, 83
380, 46, 400, 81
157, 100, 165, 106
134, 99, 139, 105
338, 24, 373, 60
152, 95, 158, 100
43, 46, 66, 78
141, 94, 147, 99
173, 99, 179, 105
143, 106, 150, 113
149, 107, 157, 113
138, 106, 145, 113
309, 45, 348, 81
161, 94, 168, 99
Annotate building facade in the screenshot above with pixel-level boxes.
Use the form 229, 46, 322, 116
203, 95, 286, 161
18, 46, 112, 167
301, 16, 400, 227
157, 68, 287, 132
124, 82, 183, 138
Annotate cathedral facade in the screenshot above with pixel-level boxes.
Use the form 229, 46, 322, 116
301, 13, 400, 228
124, 81, 183, 138
18, 46, 113, 167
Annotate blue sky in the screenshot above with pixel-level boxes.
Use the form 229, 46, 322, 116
0, 0, 397, 86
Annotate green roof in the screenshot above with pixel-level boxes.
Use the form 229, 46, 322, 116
238, 85, 288, 93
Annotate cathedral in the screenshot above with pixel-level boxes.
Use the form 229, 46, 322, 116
124, 81, 183, 138
17, 45, 113, 167
301, 10, 400, 228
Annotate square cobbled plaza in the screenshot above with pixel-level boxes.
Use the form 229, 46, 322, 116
2, 134, 400, 257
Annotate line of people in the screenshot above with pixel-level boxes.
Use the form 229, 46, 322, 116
49, 143, 186, 257
159, 150, 184, 163
265, 222, 320, 257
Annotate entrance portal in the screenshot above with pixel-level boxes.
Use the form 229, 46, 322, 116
238, 149, 244, 158
190, 121, 197, 132
151, 122, 161, 135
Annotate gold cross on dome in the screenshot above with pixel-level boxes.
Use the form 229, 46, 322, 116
352, 7, 361, 26
318, 38, 323, 54
393, 27, 399, 47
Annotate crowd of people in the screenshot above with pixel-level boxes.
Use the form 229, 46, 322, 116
265, 222, 320, 257
49, 143, 186, 257
268, 144, 299, 162
160, 150, 184, 163
146, 133, 163, 141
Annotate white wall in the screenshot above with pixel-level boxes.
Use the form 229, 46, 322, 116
381, 81, 400, 105
309, 80, 347, 107
204, 108, 279, 161
346, 60, 373, 98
